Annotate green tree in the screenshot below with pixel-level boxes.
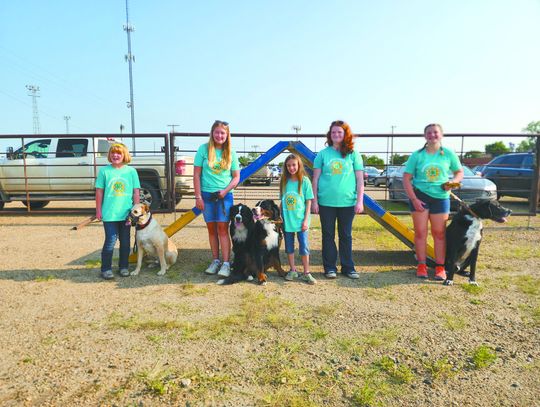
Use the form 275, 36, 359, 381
516, 121, 539, 152
361, 154, 385, 168
464, 150, 484, 159
485, 141, 510, 157
389, 154, 410, 165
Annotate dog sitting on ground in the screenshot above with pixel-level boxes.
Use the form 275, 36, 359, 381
217, 200, 285, 285
444, 199, 511, 286
128, 203, 178, 276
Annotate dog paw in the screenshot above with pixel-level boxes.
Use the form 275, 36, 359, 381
216, 279, 225, 285
157, 270, 166, 276
247, 275, 254, 282
260, 281, 267, 286
468, 280, 479, 286
130, 270, 140, 276
443, 280, 454, 286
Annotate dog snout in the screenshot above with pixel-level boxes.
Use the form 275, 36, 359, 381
235, 214, 243, 223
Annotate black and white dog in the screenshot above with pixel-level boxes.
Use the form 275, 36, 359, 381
444, 199, 511, 286
217, 200, 285, 285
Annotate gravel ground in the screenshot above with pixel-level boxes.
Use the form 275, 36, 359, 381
0, 208, 539, 406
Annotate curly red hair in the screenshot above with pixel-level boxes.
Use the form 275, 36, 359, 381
325, 120, 355, 157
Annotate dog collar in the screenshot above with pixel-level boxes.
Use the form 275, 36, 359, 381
136, 213, 153, 230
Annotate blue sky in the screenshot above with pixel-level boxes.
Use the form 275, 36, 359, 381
1, 0, 539, 155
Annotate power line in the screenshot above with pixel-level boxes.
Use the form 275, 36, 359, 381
26, 85, 41, 134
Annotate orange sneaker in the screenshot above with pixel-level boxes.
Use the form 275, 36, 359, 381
434, 265, 447, 281
416, 263, 428, 279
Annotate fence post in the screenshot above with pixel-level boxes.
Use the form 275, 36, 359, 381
529, 135, 540, 215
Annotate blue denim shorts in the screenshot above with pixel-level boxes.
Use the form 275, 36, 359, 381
284, 231, 310, 256
201, 191, 233, 223
408, 189, 450, 215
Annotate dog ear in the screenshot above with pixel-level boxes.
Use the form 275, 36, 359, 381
143, 203, 150, 213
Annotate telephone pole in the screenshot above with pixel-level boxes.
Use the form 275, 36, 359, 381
124, 0, 136, 152
63, 116, 71, 134
26, 85, 41, 134
167, 124, 179, 133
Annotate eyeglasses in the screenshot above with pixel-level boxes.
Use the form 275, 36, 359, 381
331, 120, 345, 126
214, 120, 229, 126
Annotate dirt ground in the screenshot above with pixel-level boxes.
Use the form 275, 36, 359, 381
0, 208, 539, 406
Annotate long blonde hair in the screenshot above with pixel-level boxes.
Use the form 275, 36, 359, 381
207, 120, 232, 170
280, 154, 307, 196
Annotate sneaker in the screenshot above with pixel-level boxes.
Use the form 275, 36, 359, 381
285, 270, 298, 281
416, 263, 428, 279
344, 271, 360, 279
119, 268, 130, 277
434, 265, 447, 281
101, 270, 114, 280
205, 260, 221, 275
217, 262, 231, 278
301, 273, 317, 285
324, 270, 337, 279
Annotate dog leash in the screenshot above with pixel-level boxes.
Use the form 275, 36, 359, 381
449, 191, 479, 218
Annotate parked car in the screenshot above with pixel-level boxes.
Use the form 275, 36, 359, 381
388, 166, 497, 209
480, 152, 535, 199
374, 167, 399, 187
364, 166, 382, 184
269, 165, 281, 180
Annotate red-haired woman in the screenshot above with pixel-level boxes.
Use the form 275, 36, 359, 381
312, 120, 365, 279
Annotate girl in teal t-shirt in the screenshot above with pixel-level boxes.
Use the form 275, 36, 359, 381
312, 120, 365, 279
280, 154, 316, 284
95, 143, 140, 280
193, 120, 240, 279
403, 123, 463, 281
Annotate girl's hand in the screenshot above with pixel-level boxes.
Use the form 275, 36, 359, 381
195, 197, 204, 211
412, 198, 426, 212
217, 190, 226, 199
95, 210, 102, 221
301, 220, 308, 231
354, 201, 364, 214
311, 202, 319, 214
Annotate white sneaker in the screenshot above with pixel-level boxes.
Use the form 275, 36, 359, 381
217, 262, 231, 278
205, 260, 221, 275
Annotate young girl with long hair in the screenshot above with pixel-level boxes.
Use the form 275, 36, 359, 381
280, 154, 315, 284
194, 120, 240, 278
402, 123, 463, 280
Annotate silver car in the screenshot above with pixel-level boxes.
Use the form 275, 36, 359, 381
388, 166, 497, 209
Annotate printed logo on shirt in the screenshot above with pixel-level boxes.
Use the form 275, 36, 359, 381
109, 178, 127, 196
285, 193, 298, 211
210, 158, 226, 175
330, 159, 344, 175
422, 163, 444, 182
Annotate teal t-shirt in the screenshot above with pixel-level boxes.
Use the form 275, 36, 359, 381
194, 143, 240, 193
313, 147, 364, 207
96, 165, 141, 221
281, 177, 314, 233
404, 147, 462, 199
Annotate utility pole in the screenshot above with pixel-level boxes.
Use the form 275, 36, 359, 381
389, 125, 396, 165
26, 85, 41, 134
167, 124, 179, 134
63, 116, 71, 134
291, 124, 301, 141
123, 0, 136, 153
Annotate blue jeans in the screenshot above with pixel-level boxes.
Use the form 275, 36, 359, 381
284, 231, 310, 256
318, 205, 356, 274
101, 221, 131, 272
201, 191, 234, 223
408, 188, 450, 214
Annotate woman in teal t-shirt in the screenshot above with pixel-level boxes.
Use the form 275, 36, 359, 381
194, 120, 240, 279
312, 120, 365, 279
403, 123, 463, 281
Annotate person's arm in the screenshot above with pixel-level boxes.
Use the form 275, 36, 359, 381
302, 199, 312, 231
218, 169, 240, 198
444, 168, 464, 190
354, 170, 364, 214
95, 188, 104, 220
311, 168, 321, 214
132, 188, 140, 205
403, 172, 424, 212
193, 166, 204, 210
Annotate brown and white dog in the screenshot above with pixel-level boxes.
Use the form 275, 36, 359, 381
128, 203, 178, 276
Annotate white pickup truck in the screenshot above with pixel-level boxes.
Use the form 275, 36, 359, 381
0, 137, 193, 210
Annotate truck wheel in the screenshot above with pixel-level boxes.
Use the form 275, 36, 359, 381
243, 179, 251, 186
22, 200, 50, 209
0, 201, 4, 210
139, 182, 162, 210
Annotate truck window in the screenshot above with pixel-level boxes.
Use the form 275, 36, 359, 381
56, 139, 88, 158
523, 154, 533, 169
499, 155, 525, 167
13, 139, 51, 159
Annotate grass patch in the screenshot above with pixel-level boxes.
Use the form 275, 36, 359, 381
470, 345, 497, 369
373, 356, 415, 384
440, 313, 468, 331
469, 298, 484, 305
461, 284, 485, 295
179, 283, 209, 296
423, 357, 456, 381
512, 275, 540, 296
108, 312, 197, 338
34, 275, 55, 282
363, 328, 399, 348
84, 259, 101, 268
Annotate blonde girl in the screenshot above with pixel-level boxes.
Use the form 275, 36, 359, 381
280, 154, 315, 284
